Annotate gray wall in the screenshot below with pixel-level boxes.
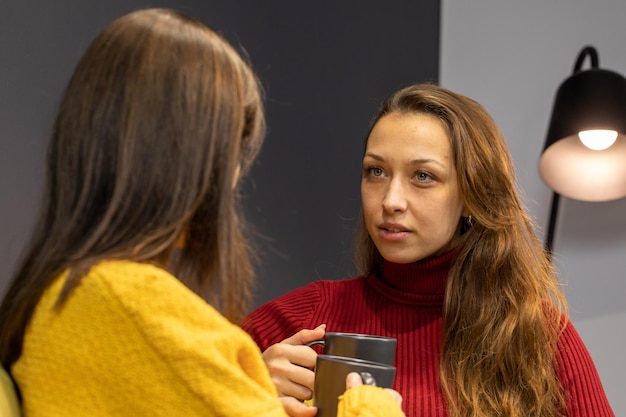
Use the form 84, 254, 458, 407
0, 2, 440, 306
441, 1, 626, 413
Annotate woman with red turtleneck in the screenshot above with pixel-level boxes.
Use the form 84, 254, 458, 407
241, 83, 614, 417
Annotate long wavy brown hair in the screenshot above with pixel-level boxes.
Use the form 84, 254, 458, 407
356, 83, 568, 416
0, 8, 265, 368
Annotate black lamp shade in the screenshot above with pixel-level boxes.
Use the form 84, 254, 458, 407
539, 50, 626, 202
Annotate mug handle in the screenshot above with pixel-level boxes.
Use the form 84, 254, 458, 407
306, 340, 325, 348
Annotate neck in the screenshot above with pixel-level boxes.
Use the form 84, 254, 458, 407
365, 251, 455, 306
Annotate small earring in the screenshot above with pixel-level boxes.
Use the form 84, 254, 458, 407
466, 215, 473, 227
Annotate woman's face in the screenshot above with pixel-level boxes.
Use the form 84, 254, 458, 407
361, 112, 465, 264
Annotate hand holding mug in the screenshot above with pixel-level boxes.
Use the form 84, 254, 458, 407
261, 325, 326, 417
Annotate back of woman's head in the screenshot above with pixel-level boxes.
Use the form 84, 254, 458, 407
52, 8, 264, 258
0, 8, 265, 366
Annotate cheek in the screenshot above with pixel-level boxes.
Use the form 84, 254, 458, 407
437, 201, 464, 235
417, 194, 462, 230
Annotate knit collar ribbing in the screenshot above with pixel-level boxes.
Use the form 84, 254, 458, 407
365, 250, 455, 305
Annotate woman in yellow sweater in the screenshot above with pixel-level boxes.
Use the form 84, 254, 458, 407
0, 8, 403, 417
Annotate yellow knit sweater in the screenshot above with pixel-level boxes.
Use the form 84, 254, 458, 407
12, 261, 403, 417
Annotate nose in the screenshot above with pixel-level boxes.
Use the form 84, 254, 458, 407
382, 178, 408, 213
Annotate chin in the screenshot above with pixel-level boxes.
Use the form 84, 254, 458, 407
380, 253, 424, 264
380, 248, 443, 264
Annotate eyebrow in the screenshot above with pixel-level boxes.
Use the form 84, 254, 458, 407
364, 152, 447, 169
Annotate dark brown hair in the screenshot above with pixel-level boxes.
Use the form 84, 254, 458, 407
356, 83, 568, 416
0, 8, 265, 367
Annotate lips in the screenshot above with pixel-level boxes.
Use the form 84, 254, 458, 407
377, 223, 412, 241
379, 223, 410, 233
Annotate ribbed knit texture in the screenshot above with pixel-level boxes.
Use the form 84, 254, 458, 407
338, 385, 404, 417
241, 252, 615, 417
13, 260, 402, 417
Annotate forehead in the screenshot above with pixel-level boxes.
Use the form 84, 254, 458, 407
366, 113, 453, 160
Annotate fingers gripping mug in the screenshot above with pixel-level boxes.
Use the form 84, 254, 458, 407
313, 354, 396, 417
307, 332, 398, 416
307, 332, 397, 365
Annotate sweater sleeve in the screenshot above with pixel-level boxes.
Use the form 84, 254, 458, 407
556, 320, 615, 416
338, 385, 405, 417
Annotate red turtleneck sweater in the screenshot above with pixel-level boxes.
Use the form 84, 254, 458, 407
241, 252, 614, 416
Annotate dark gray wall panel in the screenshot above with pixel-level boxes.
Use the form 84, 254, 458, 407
0, 1, 440, 309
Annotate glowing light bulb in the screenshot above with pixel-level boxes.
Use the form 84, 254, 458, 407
578, 129, 618, 150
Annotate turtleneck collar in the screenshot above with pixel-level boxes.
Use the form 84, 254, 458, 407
365, 250, 455, 306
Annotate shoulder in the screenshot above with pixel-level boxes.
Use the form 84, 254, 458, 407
241, 276, 365, 347
86, 261, 211, 311
254, 276, 365, 312
30, 259, 260, 363
555, 318, 615, 415
85, 260, 198, 302
556, 318, 595, 362
87, 260, 185, 294
61, 260, 262, 365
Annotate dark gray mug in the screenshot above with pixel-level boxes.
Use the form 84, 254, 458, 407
313, 354, 396, 417
307, 332, 397, 365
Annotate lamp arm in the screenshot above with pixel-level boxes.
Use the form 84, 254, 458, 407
545, 191, 561, 255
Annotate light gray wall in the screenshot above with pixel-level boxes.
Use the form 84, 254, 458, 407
441, 1, 626, 413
